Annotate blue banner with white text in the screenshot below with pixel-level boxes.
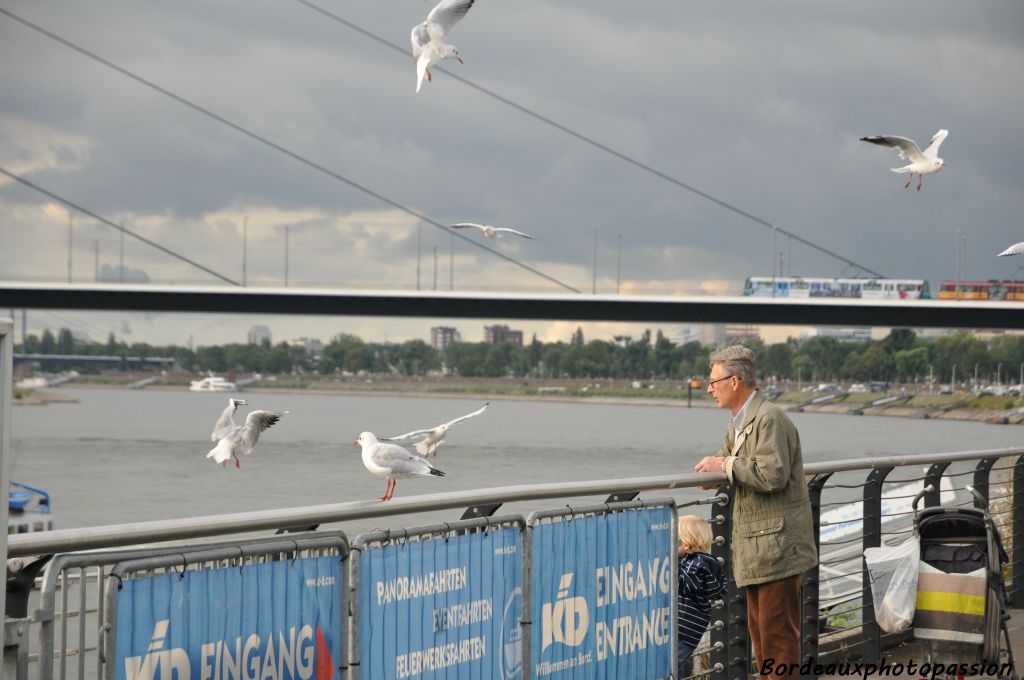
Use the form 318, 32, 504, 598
114, 555, 343, 680
359, 526, 522, 680
531, 507, 673, 679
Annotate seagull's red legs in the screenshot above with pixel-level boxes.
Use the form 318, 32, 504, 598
379, 478, 395, 501
904, 174, 913, 189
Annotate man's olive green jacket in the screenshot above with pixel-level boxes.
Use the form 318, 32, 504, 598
716, 391, 818, 586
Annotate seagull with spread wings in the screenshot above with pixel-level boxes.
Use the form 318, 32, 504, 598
998, 242, 1024, 257
450, 223, 535, 240
860, 129, 948, 191
207, 397, 287, 468
354, 432, 446, 501
411, 0, 475, 93
381, 402, 489, 457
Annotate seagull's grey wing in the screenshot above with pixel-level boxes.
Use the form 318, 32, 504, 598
859, 135, 926, 163
380, 427, 437, 442
495, 228, 535, 239
371, 442, 433, 474
212, 401, 240, 441
426, 0, 474, 41
443, 401, 489, 428
450, 222, 485, 231
410, 21, 431, 58
240, 410, 286, 452
922, 129, 948, 159
998, 242, 1024, 257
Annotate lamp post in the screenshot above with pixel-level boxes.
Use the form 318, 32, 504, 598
974, 363, 979, 389
997, 363, 1002, 386
951, 363, 956, 391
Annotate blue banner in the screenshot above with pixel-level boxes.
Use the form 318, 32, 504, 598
114, 555, 343, 680
359, 526, 522, 680
531, 507, 674, 680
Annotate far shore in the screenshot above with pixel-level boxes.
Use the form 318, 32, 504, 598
15, 376, 1024, 425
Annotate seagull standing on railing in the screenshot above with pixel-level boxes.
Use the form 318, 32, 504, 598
450, 223, 535, 240
859, 129, 948, 191
354, 432, 446, 501
381, 402, 489, 457
207, 398, 287, 468
411, 0, 475, 93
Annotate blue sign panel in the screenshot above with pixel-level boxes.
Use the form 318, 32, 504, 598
531, 507, 673, 679
359, 526, 522, 680
114, 555, 343, 680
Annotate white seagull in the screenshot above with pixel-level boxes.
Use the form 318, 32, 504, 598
354, 432, 446, 501
998, 242, 1024, 257
381, 402, 489, 457
450, 223, 535, 240
860, 129, 948, 191
411, 0, 475, 93
207, 398, 287, 468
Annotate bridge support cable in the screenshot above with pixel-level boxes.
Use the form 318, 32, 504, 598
0, 6, 580, 294
0, 168, 241, 287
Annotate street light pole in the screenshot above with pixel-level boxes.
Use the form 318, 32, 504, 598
242, 215, 248, 287
616, 231, 622, 295
592, 222, 598, 295
951, 363, 956, 390
284, 225, 290, 287
67, 213, 73, 283
997, 363, 1002, 386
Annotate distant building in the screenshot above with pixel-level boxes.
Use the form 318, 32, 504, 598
800, 327, 871, 342
247, 325, 272, 345
288, 337, 324, 356
701, 324, 727, 347
725, 324, 760, 344
484, 324, 523, 347
431, 326, 462, 350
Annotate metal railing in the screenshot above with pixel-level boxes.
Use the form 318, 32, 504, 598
3, 447, 1022, 680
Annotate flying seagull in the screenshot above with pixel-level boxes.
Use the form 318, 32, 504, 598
859, 129, 948, 191
411, 0, 475, 93
450, 223, 535, 240
998, 242, 1024, 257
354, 432, 446, 501
208, 398, 287, 468
381, 402, 489, 457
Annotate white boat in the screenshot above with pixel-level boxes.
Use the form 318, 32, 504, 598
189, 376, 237, 392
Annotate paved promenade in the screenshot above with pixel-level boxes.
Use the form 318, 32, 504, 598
815, 606, 1022, 679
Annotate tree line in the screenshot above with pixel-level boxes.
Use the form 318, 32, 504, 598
18, 326, 1024, 386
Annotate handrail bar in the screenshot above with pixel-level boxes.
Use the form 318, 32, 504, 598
7, 446, 1022, 558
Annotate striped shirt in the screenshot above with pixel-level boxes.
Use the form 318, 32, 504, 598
678, 552, 727, 649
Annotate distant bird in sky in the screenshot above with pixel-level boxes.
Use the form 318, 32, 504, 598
450, 223, 535, 240
860, 129, 948, 191
411, 0, 475, 93
381, 402, 489, 457
998, 242, 1024, 257
354, 432, 446, 501
208, 398, 287, 468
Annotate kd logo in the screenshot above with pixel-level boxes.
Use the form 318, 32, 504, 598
540, 574, 589, 653
123, 620, 190, 680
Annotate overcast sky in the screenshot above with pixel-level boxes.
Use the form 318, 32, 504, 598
2, 1, 1023, 347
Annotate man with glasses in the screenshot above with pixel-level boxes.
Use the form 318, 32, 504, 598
695, 345, 817, 678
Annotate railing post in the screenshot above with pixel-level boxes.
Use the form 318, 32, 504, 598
802, 473, 831, 679
1012, 455, 1024, 606
521, 522, 533, 680
923, 462, 949, 507
861, 466, 892, 666
971, 458, 996, 506
710, 484, 749, 680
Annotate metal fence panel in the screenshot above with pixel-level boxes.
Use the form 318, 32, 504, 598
104, 534, 348, 680
351, 516, 524, 680
526, 499, 676, 680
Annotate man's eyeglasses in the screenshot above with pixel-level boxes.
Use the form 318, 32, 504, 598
707, 374, 735, 389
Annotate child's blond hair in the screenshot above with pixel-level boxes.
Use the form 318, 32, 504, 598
677, 514, 712, 553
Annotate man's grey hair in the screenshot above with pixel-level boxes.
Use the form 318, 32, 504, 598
710, 345, 757, 387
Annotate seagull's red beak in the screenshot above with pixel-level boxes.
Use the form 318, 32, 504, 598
352, 438, 360, 446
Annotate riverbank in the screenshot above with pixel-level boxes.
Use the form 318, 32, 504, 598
14, 374, 1024, 424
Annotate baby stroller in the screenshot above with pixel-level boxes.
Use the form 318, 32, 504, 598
911, 485, 1018, 679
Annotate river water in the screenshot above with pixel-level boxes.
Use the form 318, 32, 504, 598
10, 387, 1021, 538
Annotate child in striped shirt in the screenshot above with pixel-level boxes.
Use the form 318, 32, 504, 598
677, 514, 727, 672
